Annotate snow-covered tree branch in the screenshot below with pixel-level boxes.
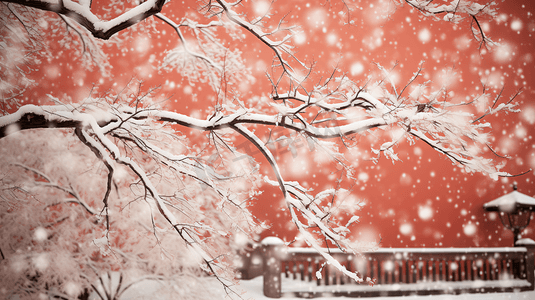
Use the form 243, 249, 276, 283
403, 0, 499, 49
2, 0, 166, 39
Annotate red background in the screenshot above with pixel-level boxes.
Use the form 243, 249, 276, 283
26, 0, 535, 248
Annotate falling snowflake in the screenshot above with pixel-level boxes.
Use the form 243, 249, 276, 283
33, 227, 48, 242
463, 223, 477, 236
399, 223, 413, 236
511, 19, 523, 31
418, 28, 431, 43
418, 205, 433, 221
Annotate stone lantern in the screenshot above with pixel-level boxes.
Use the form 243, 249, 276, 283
483, 185, 535, 246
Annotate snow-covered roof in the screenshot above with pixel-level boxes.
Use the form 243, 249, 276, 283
483, 190, 535, 213
286, 246, 526, 254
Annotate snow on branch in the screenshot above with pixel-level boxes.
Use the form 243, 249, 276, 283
211, 0, 304, 79
2, 0, 167, 39
0, 104, 81, 137
0, 71, 518, 204
156, 13, 223, 74
403, 0, 498, 49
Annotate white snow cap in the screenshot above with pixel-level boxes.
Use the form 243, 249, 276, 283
516, 238, 535, 246
483, 189, 535, 213
261, 236, 284, 245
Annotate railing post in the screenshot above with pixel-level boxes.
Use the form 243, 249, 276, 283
517, 238, 535, 290
262, 237, 285, 298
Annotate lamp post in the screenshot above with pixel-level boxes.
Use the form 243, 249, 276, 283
483, 185, 535, 246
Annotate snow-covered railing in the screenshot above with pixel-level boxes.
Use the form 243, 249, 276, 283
238, 237, 535, 298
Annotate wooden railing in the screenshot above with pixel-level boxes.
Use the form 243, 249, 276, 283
237, 238, 535, 298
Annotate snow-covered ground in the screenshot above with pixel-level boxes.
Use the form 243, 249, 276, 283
232, 276, 535, 300
87, 274, 535, 299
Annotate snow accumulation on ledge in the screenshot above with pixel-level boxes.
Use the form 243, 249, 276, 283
283, 246, 528, 254
235, 276, 535, 300
280, 277, 531, 293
